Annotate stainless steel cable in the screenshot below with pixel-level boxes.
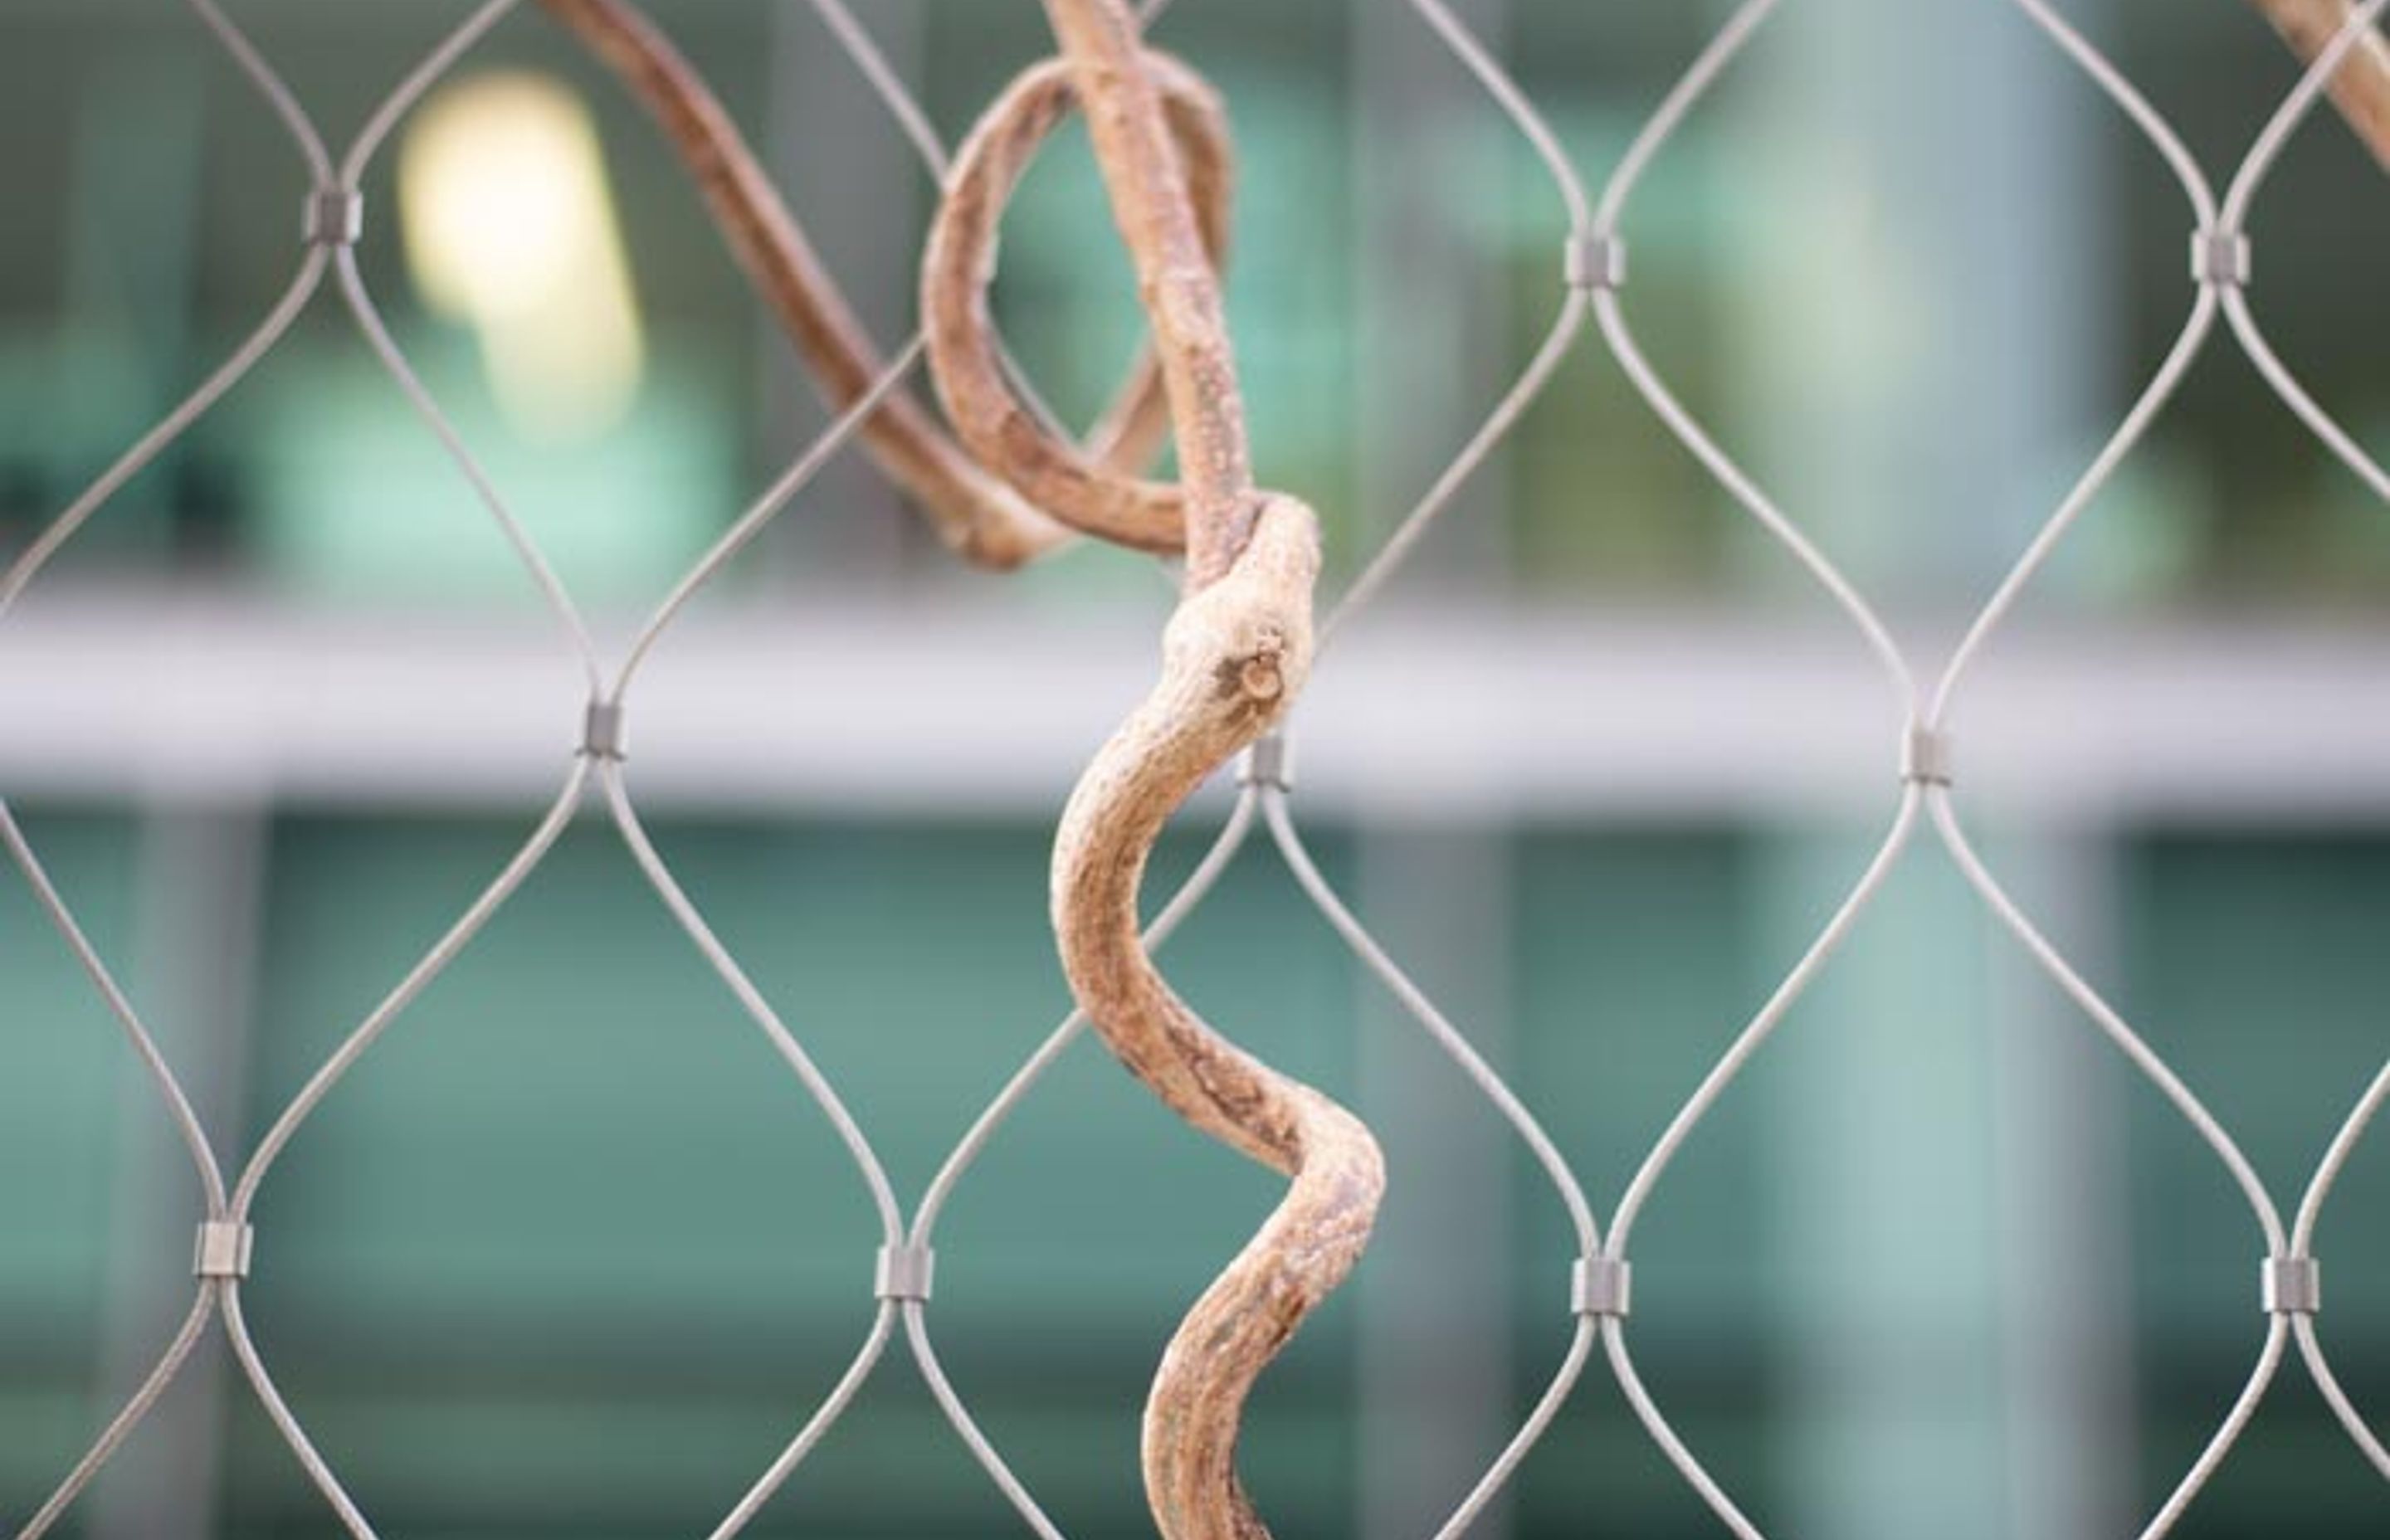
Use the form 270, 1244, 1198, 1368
599, 760, 905, 1240
183, 0, 333, 185
901, 792, 1261, 1540
228, 768, 590, 1220
804, 0, 1129, 461
0, 799, 230, 1218
812, 0, 950, 178
1601, 802, 1921, 1536
221, 1277, 383, 1539
1573, 0, 2389, 1532
2213, 0, 2390, 1489
702, 1306, 898, 1540
1262, 786, 1606, 1536
614, 338, 930, 699
9, 1285, 219, 1540
1322, 291, 1588, 643
0, 252, 327, 621
332, 243, 604, 694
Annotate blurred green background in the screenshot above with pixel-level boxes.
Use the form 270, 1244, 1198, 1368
3, 1, 2390, 1537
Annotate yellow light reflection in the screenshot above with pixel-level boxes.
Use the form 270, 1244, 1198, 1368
399, 72, 644, 442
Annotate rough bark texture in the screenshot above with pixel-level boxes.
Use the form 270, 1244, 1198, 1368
2246, 0, 2390, 172
924, 54, 1233, 555
539, 0, 1203, 567
1037, 0, 1261, 591
1023, 4, 1388, 1539
1050, 497, 1383, 1540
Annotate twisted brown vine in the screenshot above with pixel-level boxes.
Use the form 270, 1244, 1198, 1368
544, 2, 1383, 1530
921, 3, 1385, 1537
924, 50, 1236, 556
2244, 0, 2390, 171
539, 0, 2389, 560
537, 0, 1233, 566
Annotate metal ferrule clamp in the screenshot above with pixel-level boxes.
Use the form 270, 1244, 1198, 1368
194, 1221, 255, 1279
2190, 229, 2251, 289
580, 701, 628, 762
2263, 1255, 2320, 1316
1901, 724, 1954, 788
1571, 1256, 1632, 1318
1564, 232, 1628, 291
1236, 731, 1295, 794
876, 1242, 936, 1304
304, 188, 364, 247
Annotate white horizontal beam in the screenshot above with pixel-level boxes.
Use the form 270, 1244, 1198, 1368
3, 592, 2388, 822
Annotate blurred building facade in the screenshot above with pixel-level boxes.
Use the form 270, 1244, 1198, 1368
2, 2, 2388, 1537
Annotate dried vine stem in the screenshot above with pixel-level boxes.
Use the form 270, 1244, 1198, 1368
1051, 497, 1378, 1540
1035, 0, 1265, 591
954, 3, 1388, 1538
2245, 0, 2390, 170
925, 52, 1235, 555
539, 0, 1232, 565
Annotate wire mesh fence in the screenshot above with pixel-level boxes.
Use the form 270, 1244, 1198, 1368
5, 1, 2390, 1537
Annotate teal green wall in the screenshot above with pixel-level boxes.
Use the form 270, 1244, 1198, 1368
9, 811, 2390, 1536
